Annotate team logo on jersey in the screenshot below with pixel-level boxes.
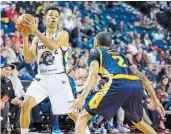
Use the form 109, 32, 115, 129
39, 51, 55, 65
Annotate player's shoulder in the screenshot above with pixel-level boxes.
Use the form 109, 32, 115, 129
58, 29, 69, 36
90, 49, 100, 57
88, 49, 100, 66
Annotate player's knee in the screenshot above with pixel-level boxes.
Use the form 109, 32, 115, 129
22, 96, 36, 112
132, 116, 143, 123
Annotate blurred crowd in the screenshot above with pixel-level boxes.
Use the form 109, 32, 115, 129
1, 1, 171, 134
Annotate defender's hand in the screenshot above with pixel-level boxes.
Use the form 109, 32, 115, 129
69, 95, 85, 113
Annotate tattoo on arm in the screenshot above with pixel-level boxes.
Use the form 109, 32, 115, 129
129, 65, 158, 101
129, 66, 145, 79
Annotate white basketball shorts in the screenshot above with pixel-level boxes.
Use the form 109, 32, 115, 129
26, 73, 74, 114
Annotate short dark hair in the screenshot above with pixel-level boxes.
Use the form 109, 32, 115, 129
95, 32, 112, 47
45, 5, 60, 15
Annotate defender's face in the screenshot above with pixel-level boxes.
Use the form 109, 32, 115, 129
94, 38, 99, 49
45, 10, 60, 28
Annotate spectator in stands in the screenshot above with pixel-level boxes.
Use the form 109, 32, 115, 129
36, 17, 45, 33
164, 50, 171, 64
127, 39, 139, 55
4, 36, 12, 48
25, 1, 37, 15
157, 68, 167, 82
64, 16, 75, 32
82, 50, 89, 64
136, 33, 141, 43
75, 68, 88, 86
0, 30, 5, 47
72, 5, 79, 18
165, 80, 171, 110
145, 63, 157, 82
9, 68, 25, 129
5, 3, 18, 21
11, 31, 22, 44
136, 39, 144, 51
77, 58, 87, 69
64, 3, 72, 18
167, 66, 171, 79
156, 75, 169, 101
60, 7, 67, 23
109, 18, 117, 32
147, 48, 160, 64
156, 75, 169, 130
90, 1, 102, 14
158, 49, 165, 62
140, 15, 152, 29
70, 22, 84, 47
10, 42, 35, 80
125, 52, 135, 66
0, 1, 10, 12
116, 20, 127, 33
83, 16, 94, 35
83, 1, 91, 11
6, 42, 18, 63
1, 62, 23, 134
0, 48, 9, 63
35, 1, 47, 16
132, 52, 146, 70
18, 7, 26, 16
153, 29, 164, 41
143, 33, 152, 47
69, 66, 79, 81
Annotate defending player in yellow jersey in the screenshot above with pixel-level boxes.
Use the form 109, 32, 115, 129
71, 32, 165, 134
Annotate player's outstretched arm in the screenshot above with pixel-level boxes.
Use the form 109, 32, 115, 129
129, 65, 165, 115
82, 60, 99, 99
71, 61, 99, 112
22, 35, 38, 63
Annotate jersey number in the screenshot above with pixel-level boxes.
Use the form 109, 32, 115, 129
112, 56, 128, 67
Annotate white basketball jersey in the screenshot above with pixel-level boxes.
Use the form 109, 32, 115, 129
37, 30, 68, 74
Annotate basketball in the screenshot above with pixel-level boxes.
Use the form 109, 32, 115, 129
16, 14, 35, 35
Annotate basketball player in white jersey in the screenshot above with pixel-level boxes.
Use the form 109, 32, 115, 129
20, 6, 83, 134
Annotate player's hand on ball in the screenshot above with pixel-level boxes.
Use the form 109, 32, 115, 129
20, 32, 28, 37
23, 16, 38, 34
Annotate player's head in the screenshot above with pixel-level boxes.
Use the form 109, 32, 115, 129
45, 5, 60, 28
94, 32, 112, 49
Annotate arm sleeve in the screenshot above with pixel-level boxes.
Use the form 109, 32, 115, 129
87, 50, 100, 66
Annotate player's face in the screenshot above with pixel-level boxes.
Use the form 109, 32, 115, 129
45, 10, 60, 28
